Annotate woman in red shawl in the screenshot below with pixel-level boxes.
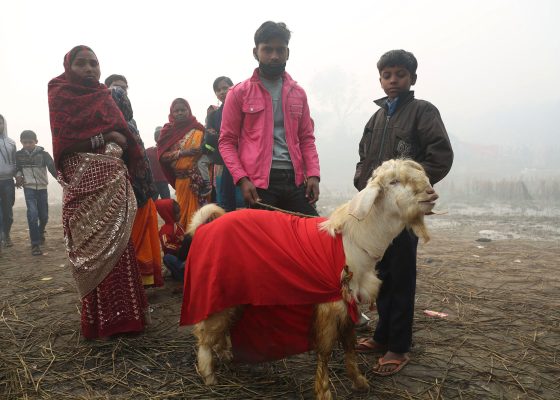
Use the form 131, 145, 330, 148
157, 99, 208, 227
48, 45, 148, 339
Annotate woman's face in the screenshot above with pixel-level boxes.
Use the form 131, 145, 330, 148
70, 50, 100, 84
172, 102, 190, 121
214, 80, 232, 104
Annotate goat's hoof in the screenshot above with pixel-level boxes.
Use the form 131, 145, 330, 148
203, 374, 217, 385
218, 349, 233, 362
352, 375, 369, 391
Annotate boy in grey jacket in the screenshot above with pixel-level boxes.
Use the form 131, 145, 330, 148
15, 130, 57, 255
0, 114, 16, 249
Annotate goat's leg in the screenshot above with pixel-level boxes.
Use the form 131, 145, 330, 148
313, 302, 344, 400
193, 308, 233, 385
340, 320, 369, 391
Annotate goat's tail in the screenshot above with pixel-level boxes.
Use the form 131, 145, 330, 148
187, 204, 226, 236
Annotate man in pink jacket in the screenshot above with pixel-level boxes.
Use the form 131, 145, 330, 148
219, 21, 320, 215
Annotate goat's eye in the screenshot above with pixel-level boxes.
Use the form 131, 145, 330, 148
389, 179, 400, 185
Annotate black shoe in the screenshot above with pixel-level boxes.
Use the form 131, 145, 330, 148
31, 245, 43, 256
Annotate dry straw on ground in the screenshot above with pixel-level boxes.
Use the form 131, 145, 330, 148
1, 212, 559, 399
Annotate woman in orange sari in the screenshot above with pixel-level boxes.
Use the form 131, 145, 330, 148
158, 99, 208, 228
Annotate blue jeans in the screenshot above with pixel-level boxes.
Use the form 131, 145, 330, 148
23, 188, 49, 246
0, 179, 15, 239
163, 254, 185, 281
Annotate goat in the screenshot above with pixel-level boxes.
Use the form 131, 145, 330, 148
181, 159, 438, 400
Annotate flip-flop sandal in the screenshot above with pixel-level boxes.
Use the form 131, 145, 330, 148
355, 338, 387, 353
372, 355, 410, 376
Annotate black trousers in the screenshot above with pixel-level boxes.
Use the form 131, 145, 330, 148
253, 169, 318, 216
220, 165, 237, 212
155, 181, 170, 199
373, 228, 418, 353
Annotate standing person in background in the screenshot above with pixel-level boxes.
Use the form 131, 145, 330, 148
107, 77, 163, 288
0, 114, 16, 249
15, 130, 57, 256
219, 21, 320, 215
157, 98, 207, 228
48, 45, 148, 339
146, 127, 170, 199
354, 49, 453, 376
206, 76, 239, 212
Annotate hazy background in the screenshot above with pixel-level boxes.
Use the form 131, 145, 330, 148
1, 0, 559, 202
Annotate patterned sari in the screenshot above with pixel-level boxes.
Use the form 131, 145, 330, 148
48, 45, 147, 339
61, 153, 147, 339
158, 98, 209, 228
160, 128, 207, 228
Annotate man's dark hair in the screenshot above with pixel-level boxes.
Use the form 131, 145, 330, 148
20, 130, 37, 141
254, 21, 291, 46
377, 50, 418, 75
212, 76, 234, 92
104, 74, 128, 87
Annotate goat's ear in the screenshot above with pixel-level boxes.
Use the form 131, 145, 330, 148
348, 185, 380, 221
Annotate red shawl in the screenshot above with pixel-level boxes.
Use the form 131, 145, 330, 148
154, 198, 185, 255
48, 45, 143, 172
179, 209, 358, 363
156, 98, 205, 188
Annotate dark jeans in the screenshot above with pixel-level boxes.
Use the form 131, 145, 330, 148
23, 188, 49, 246
155, 181, 170, 199
163, 254, 185, 281
220, 165, 237, 212
253, 169, 318, 216
0, 179, 15, 239
373, 229, 418, 354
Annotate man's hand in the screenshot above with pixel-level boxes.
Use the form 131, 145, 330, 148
239, 177, 260, 206
305, 176, 320, 204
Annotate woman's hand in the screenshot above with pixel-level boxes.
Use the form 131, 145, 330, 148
103, 131, 128, 150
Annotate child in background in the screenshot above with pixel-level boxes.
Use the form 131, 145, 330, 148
155, 198, 189, 281
15, 130, 57, 256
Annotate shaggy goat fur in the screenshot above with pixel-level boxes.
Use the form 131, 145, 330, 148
189, 159, 438, 400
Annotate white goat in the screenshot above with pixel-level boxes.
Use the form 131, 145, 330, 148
186, 159, 438, 400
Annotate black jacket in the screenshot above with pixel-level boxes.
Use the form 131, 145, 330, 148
354, 91, 453, 190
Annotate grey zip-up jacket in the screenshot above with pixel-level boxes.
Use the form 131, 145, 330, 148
0, 115, 17, 181
15, 146, 57, 190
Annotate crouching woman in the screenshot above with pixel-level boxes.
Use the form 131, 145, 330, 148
48, 45, 148, 339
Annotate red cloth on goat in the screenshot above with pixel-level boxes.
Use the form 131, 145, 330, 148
179, 209, 358, 363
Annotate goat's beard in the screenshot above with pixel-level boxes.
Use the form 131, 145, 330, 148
409, 215, 430, 243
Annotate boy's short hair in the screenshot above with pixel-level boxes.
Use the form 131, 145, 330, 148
377, 50, 418, 75
20, 130, 37, 141
254, 21, 291, 46
213, 76, 233, 92
104, 74, 128, 87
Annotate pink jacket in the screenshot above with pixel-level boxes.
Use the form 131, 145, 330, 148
219, 69, 320, 189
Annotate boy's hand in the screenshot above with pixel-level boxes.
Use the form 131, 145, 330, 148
305, 176, 320, 204
239, 177, 260, 206
15, 176, 24, 188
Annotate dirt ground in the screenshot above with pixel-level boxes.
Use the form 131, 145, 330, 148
1, 203, 559, 399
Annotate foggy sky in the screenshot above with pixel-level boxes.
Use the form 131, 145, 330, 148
1, 0, 559, 190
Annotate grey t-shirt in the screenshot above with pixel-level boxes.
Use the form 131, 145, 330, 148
260, 76, 293, 170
